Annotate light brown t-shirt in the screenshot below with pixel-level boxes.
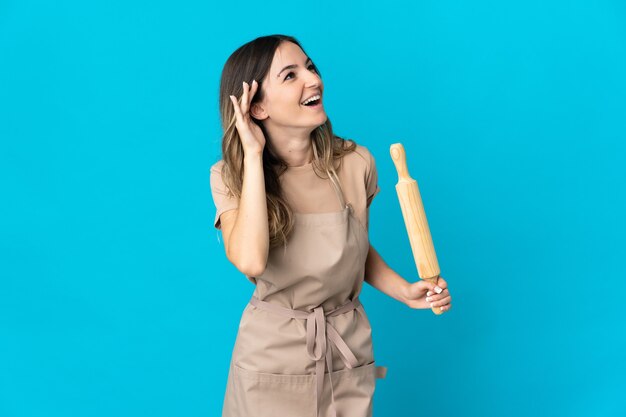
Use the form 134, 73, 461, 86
209, 144, 380, 232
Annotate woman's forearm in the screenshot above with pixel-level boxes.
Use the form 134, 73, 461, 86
227, 153, 269, 276
364, 244, 410, 304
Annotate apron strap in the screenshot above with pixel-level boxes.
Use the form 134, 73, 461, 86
312, 142, 349, 210
327, 169, 348, 210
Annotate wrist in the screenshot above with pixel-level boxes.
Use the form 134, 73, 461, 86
398, 280, 411, 305
244, 152, 263, 166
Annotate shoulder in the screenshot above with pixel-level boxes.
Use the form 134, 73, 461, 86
209, 159, 231, 194
341, 143, 377, 172
210, 159, 227, 185
354, 144, 376, 164
210, 159, 226, 174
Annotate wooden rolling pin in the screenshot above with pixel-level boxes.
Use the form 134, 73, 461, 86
390, 143, 444, 315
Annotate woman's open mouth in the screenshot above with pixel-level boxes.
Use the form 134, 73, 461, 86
301, 95, 323, 109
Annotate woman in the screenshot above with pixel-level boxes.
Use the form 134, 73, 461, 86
210, 34, 452, 417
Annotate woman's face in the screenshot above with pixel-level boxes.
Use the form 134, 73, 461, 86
252, 41, 327, 130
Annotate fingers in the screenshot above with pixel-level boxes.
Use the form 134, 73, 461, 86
426, 288, 449, 302
426, 276, 447, 296
428, 295, 451, 308
241, 80, 258, 115
229, 95, 243, 122
409, 280, 429, 295
426, 286, 447, 296
250, 79, 258, 100
240, 81, 249, 115
230, 80, 258, 123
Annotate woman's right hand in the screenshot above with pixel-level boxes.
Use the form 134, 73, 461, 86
229, 80, 266, 156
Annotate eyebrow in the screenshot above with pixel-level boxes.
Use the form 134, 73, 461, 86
277, 57, 312, 78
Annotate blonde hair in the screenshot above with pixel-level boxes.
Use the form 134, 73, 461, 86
218, 34, 356, 247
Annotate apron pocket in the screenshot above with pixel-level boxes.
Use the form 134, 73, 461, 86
328, 360, 379, 415
230, 364, 317, 417
226, 361, 386, 417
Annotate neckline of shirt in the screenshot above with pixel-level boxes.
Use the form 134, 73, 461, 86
285, 159, 314, 172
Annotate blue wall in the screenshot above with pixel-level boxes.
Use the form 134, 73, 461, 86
1, 1, 625, 416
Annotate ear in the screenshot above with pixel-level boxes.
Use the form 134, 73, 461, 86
250, 102, 268, 121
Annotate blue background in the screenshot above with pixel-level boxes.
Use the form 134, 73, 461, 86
1, 0, 625, 416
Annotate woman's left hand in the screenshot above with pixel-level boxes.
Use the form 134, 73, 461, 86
402, 276, 452, 312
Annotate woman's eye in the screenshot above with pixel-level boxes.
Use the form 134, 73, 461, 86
285, 65, 317, 80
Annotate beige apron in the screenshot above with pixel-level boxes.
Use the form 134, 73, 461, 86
222, 167, 387, 417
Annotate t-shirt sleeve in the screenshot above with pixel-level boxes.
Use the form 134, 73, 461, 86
365, 148, 381, 207
210, 162, 239, 230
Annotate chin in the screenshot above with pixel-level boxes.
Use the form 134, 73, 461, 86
316, 113, 328, 126
293, 114, 328, 133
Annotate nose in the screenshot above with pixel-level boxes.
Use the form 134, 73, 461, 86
304, 70, 322, 88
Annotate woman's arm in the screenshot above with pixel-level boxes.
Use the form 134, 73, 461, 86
219, 152, 269, 277
364, 241, 452, 311
364, 243, 410, 304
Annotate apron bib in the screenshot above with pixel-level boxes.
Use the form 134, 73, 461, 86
222, 167, 387, 417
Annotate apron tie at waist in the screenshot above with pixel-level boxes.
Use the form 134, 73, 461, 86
249, 296, 363, 417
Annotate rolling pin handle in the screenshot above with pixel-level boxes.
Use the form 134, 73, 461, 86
390, 143, 411, 181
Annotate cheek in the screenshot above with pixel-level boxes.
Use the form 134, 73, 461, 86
271, 92, 303, 112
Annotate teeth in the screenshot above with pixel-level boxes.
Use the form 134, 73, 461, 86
301, 94, 321, 105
